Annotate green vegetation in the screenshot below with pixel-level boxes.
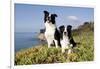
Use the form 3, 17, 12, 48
15, 22, 94, 65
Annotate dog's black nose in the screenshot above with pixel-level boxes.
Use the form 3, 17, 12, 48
64, 32, 67, 35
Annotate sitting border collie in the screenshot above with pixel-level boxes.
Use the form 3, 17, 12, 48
59, 25, 76, 53
43, 10, 61, 48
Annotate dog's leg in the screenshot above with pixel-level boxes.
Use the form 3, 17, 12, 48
62, 48, 65, 53
54, 40, 59, 48
48, 42, 51, 48
68, 49, 72, 54
61, 40, 65, 53
47, 39, 53, 48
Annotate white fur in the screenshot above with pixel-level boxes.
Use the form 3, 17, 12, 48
61, 35, 69, 53
45, 21, 58, 48
68, 49, 72, 54
60, 27, 70, 53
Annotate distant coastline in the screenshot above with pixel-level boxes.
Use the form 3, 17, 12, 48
15, 32, 41, 52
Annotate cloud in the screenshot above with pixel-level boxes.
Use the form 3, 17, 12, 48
67, 15, 81, 29
67, 16, 79, 21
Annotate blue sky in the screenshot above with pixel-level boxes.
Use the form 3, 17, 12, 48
15, 4, 94, 32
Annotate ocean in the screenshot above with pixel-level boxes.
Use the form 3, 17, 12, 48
15, 32, 41, 52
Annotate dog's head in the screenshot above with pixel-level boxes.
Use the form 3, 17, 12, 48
43, 10, 57, 24
59, 25, 68, 39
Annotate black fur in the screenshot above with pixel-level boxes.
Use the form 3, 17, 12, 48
43, 11, 49, 23
67, 25, 76, 48
54, 28, 61, 47
59, 25, 65, 39
51, 14, 57, 24
67, 25, 72, 38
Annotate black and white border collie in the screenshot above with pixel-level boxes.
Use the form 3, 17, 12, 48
59, 25, 76, 53
43, 10, 61, 48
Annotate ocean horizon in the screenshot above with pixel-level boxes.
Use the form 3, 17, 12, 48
15, 32, 41, 52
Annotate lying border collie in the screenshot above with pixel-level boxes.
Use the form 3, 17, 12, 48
43, 10, 61, 48
59, 25, 76, 53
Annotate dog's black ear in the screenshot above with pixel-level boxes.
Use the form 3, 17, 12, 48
59, 25, 65, 32
51, 14, 57, 17
67, 25, 72, 30
50, 14, 58, 24
59, 25, 64, 39
43, 10, 49, 22
43, 10, 49, 14
53, 14, 57, 17
59, 25, 64, 29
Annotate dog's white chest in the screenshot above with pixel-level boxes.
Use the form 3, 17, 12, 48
45, 22, 56, 31
45, 22, 56, 35
61, 36, 69, 48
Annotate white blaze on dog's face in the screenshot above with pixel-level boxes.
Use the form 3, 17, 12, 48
45, 15, 51, 23
63, 27, 68, 37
